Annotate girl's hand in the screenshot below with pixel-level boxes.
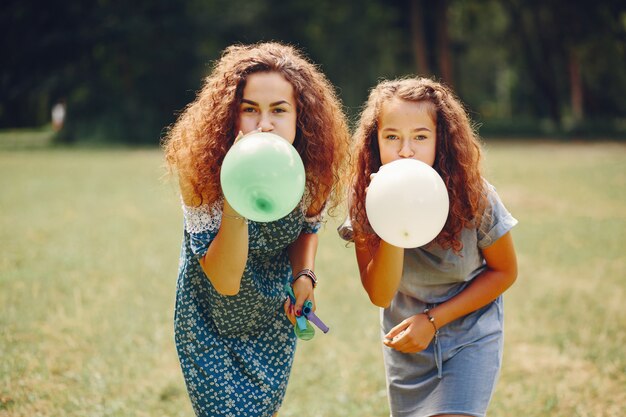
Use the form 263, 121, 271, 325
283, 277, 315, 326
234, 127, 263, 144
383, 313, 436, 353
365, 172, 377, 194
367, 171, 403, 249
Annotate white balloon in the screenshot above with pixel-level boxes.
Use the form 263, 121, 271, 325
365, 159, 449, 248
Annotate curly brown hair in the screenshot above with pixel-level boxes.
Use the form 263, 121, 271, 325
162, 42, 350, 217
350, 77, 487, 252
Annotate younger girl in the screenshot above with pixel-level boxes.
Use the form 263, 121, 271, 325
339, 77, 518, 417
163, 42, 350, 417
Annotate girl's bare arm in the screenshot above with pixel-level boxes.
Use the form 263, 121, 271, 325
355, 238, 405, 308
383, 232, 517, 353
198, 198, 249, 296
429, 232, 517, 328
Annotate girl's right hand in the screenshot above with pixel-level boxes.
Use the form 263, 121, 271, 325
383, 313, 436, 353
283, 297, 296, 326
365, 172, 377, 194
234, 127, 263, 144
283, 278, 315, 326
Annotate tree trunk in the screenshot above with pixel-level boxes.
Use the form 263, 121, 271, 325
436, 0, 453, 86
569, 49, 584, 122
410, 0, 431, 76
503, 1, 562, 124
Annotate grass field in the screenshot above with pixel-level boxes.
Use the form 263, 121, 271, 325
1, 141, 624, 417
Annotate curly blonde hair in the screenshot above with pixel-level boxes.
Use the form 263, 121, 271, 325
163, 42, 350, 216
350, 77, 487, 252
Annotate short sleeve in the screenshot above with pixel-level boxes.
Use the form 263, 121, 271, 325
299, 190, 325, 234
477, 183, 518, 249
182, 200, 223, 259
301, 209, 323, 234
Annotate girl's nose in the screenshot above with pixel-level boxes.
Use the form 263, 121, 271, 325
398, 140, 414, 158
258, 113, 273, 132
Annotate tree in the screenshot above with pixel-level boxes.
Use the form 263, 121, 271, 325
501, 0, 626, 127
1, 0, 624, 142
407, 0, 453, 85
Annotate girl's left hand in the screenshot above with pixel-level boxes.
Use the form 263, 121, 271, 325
365, 172, 376, 194
283, 277, 315, 326
383, 313, 436, 353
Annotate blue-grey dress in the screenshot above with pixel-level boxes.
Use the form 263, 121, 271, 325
338, 182, 517, 417
175, 197, 322, 417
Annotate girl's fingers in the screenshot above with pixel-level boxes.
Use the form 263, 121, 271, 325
385, 321, 409, 341
384, 330, 406, 347
283, 297, 296, 325
235, 127, 263, 144
294, 293, 314, 317
292, 277, 315, 315
366, 172, 378, 194
385, 332, 416, 353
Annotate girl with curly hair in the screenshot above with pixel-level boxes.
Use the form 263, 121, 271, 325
163, 42, 350, 417
338, 77, 518, 417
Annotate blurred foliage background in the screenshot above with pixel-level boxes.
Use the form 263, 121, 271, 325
1, 0, 625, 144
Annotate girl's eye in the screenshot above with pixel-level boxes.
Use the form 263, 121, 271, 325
272, 108, 286, 114
414, 135, 428, 141
241, 107, 256, 113
385, 135, 399, 140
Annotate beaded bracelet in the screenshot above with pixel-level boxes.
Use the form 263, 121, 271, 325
422, 308, 439, 335
292, 268, 318, 288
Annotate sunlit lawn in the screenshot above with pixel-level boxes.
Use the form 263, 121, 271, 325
1, 140, 624, 416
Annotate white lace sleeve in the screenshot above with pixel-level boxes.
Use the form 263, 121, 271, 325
300, 189, 326, 232
182, 199, 223, 235
300, 189, 326, 223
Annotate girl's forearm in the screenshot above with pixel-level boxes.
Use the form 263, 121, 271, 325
428, 268, 516, 328
361, 241, 404, 308
429, 232, 517, 328
199, 200, 249, 296
286, 232, 319, 323
288, 232, 318, 275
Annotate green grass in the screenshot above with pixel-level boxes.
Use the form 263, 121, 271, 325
0, 127, 55, 150
1, 141, 625, 417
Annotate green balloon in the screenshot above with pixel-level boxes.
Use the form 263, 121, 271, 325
294, 320, 315, 340
220, 132, 306, 222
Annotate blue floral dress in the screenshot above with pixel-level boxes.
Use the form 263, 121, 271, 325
174, 197, 322, 417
